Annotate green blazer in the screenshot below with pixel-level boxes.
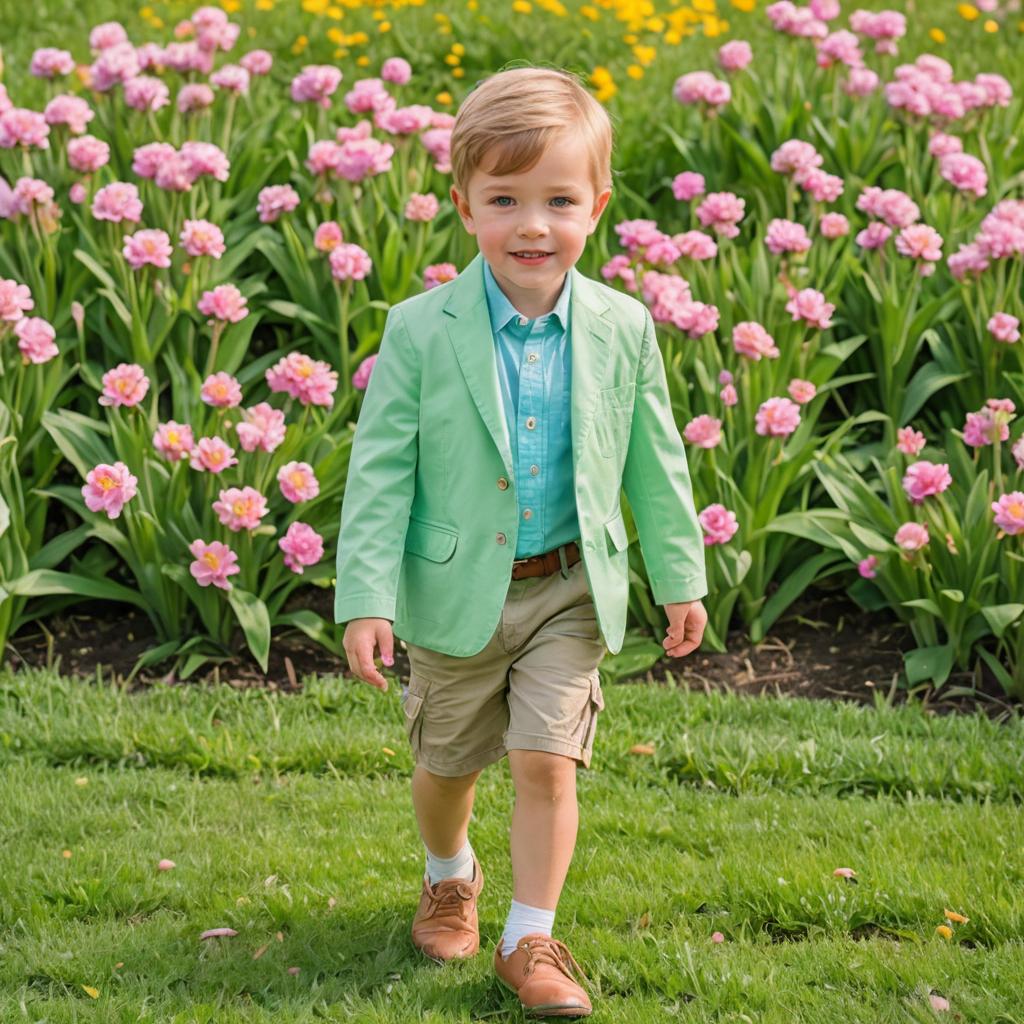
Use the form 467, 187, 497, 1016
333, 251, 707, 656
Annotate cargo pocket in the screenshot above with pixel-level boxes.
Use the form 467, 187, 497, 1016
580, 671, 606, 766
401, 676, 431, 757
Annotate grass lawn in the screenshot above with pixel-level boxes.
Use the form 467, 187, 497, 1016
1, 666, 1023, 1022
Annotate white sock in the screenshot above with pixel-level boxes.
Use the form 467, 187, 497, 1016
500, 899, 556, 959
424, 839, 475, 886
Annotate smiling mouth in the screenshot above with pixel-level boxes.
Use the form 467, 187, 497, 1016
511, 251, 553, 257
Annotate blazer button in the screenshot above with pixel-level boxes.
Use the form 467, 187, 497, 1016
496, 532, 507, 545
497, 477, 509, 490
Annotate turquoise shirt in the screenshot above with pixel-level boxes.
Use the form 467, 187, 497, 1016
482, 259, 581, 559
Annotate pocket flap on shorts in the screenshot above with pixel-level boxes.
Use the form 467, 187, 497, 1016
604, 511, 628, 553
404, 517, 458, 562
590, 673, 605, 712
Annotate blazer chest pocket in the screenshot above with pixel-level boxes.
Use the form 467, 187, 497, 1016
404, 517, 458, 563
594, 384, 636, 458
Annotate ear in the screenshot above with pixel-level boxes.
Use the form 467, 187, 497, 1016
450, 185, 476, 234
588, 187, 612, 234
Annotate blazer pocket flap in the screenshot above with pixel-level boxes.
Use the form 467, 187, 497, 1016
604, 511, 628, 552
404, 517, 458, 562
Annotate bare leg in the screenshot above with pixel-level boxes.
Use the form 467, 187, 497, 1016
507, 750, 579, 908
411, 764, 483, 857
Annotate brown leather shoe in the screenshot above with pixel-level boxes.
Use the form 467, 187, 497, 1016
410, 857, 483, 961
493, 933, 593, 1018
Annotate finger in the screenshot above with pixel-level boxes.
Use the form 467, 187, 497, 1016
358, 645, 388, 690
379, 631, 394, 668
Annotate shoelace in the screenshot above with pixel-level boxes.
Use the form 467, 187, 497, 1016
422, 879, 475, 921
518, 936, 590, 985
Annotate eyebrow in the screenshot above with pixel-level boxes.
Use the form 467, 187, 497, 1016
479, 184, 582, 194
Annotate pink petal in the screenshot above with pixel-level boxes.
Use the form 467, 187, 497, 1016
711, 931, 725, 943
930, 994, 950, 1011
157, 859, 176, 871
200, 927, 238, 940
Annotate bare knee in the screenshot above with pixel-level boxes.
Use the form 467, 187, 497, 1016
509, 750, 577, 803
414, 765, 482, 794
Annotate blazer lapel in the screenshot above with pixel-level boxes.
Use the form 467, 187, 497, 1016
444, 252, 613, 481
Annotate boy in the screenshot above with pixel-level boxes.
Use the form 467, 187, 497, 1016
334, 65, 708, 1018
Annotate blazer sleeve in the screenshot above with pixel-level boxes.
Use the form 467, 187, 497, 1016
333, 304, 420, 625
622, 306, 708, 605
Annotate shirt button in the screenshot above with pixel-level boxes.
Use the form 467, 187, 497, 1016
530, 465, 539, 476
525, 416, 536, 429
496, 532, 506, 545
527, 352, 539, 363
517, 316, 528, 326
497, 477, 509, 490
523, 509, 532, 520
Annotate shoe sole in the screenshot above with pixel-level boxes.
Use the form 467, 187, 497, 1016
495, 973, 592, 1018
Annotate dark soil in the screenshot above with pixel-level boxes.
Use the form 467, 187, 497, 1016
5, 584, 1019, 721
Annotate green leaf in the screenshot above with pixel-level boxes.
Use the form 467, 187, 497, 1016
902, 598, 941, 617
275, 609, 342, 655
903, 644, 953, 686
899, 362, 970, 424
227, 587, 271, 672
3, 568, 148, 610
981, 604, 1024, 639
758, 550, 842, 634
939, 589, 964, 604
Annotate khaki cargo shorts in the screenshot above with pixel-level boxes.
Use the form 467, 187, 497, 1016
400, 555, 608, 778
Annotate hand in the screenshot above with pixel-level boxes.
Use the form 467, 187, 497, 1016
342, 617, 395, 690
661, 600, 707, 658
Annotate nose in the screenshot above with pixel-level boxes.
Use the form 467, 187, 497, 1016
517, 210, 549, 239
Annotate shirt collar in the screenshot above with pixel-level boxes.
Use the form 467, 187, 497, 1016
482, 258, 572, 333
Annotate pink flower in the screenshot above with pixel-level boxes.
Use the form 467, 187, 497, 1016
939, 153, 987, 198
201, 372, 242, 408
718, 41, 753, 73
902, 461, 952, 503
696, 192, 745, 238
929, 132, 963, 159
332, 135, 395, 182
381, 56, 412, 84
787, 378, 816, 404
857, 187, 918, 229
234, 402, 286, 453
278, 521, 325, 574
766, 218, 812, 255
15, 317, 59, 364
720, 383, 738, 407
672, 172, 705, 202
180, 141, 230, 182
188, 538, 240, 590
0, 108, 50, 150
643, 235, 682, 266
90, 21, 128, 51
306, 140, 342, 176
755, 397, 801, 437
212, 486, 268, 532
197, 284, 247, 323
211, 64, 249, 95
963, 409, 1008, 448
404, 192, 439, 222
683, 415, 723, 449
31, 48, 76, 79
733, 321, 779, 361
816, 29, 863, 68
352, 354, 377, 390
894, 521, 928, 551
858, 555, 878, 578
180, 219, 225, 259
240, 49, 273, 76
797, 168, 844, 204
0, 279, 34, 321
988, 313, 1020, 344
329, 243, 373, 281
314, 221, 344, 251
189, 436, 238, 473
69, 182, 87, 205
11, 177, 54, 214
615, 219, 663, 253
67, 135, 109, 173
674, 231, 717, 261
842, 68, 878, 97
266, 352, 338, 408
82, 461, 138, 519
673, 71, 732, 110
123, 229, 173, 271
177, 83, 215, 114
699, 504, 739, 546
820, 213, 850, 238
92, 182, 143, 223
44, 95, 94, 134
855, 221, 892, 250
257, 184, 300, 223
895, 224, 943, 276
771, 140, 822, 176
99, 362, 150, 407
785, 288, 834, 330
133, 142, 177, 180
153, 421, 195, 462
896, 426, 927, 455
124, 75, 170, 112
291, 65, 343, 108
278, 461, 320, 502
424, 263, 458, 289
992, 492, 1024, 535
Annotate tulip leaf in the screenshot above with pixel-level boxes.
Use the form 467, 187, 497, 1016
903, 643, 954, 686
227, 587, 271, 673
902, 598, 941, 617
981, 604, 1024, 639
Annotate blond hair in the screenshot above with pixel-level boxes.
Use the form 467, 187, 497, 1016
449, 65, 614, 198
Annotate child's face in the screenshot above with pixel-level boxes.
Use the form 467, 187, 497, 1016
450, 128, 612, 313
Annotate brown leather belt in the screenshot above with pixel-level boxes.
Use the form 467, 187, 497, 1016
511, 540, 582, 580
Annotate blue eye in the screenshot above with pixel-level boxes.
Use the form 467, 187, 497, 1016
489, 196, 575, 207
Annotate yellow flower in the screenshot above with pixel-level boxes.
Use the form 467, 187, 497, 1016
984, 18, 998, 31
623, 33, 638, 43
929, 27, 946, 43
379, 21, 391, 31
944, 909, 969, 924
731, 0, 756, 9
665, 29, 682, 43
627, 64, 644, 79
957, 3, 979, 20
693, 0, 717, 11
291, 35, 308, 55
452, 67, 465, 78
646, 16, 664, 31
580, 4, 600, 18
936, 924, 953, 939
445, 53, 460, 65
512, 0, 532, 11
468, 0, 479, 8
452, 42, 465, 55
327, 5, 342, 17
356, 55, 370, 66
256, 0, 274, 9
221, 0, 241, 11
327, 27, 345, 43
436, 91, 453, 105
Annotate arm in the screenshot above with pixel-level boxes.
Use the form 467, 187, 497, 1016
622, 306, 708, 607
334, 304, 420, 625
